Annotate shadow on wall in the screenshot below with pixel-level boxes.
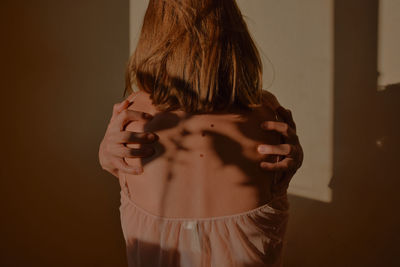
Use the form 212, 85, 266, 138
378, 82, 400, 91
283, 0, 400, 266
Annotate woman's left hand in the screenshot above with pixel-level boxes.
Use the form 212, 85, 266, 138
257, 106, 304, 192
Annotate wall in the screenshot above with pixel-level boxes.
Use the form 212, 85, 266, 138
0, 1, 129, 266
1, 0, 399, 266
235, 0, 334, 203
285, 0, 400, 266
378, 0, 400, 87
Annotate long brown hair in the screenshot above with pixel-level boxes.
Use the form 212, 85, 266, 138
124, 0, 264, 113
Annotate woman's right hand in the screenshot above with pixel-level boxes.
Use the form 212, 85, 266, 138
98, 99, 158, 178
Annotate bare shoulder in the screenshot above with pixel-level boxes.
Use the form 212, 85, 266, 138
123, 89, 280, 140
125, 90, 159, 116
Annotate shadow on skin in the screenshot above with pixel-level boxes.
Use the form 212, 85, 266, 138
137, 108, 279, 186
206, 129, 274, 188
138, 109, 278, 162
128, 71, 281, 210
126, 240, 181, 266
134, 72, 279, 173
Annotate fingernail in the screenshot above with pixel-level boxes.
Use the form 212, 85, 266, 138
260, 162, 267, 168
258, 145, 267, 153
147, 133, 155, 140
134, 167, 143, 174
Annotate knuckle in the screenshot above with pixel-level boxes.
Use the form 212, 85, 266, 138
115, 147, 124, 157
141, 112, 149, 119
262, 121, 272, 130
120, 109, 129, 119
111, 159, 120, 168
283, 123, 289, 134
285, 144, 292, 155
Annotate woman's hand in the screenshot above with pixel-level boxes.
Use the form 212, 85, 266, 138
258, 91, 304, 193
98, 99, 158, 178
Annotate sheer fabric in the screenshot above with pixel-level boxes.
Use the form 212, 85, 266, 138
119, 172, 289, 267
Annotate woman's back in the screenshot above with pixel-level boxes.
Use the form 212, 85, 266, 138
118, 90, 289, 266
121, 90, 283, 218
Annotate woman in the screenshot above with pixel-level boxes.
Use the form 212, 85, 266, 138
99, 0, 303, 266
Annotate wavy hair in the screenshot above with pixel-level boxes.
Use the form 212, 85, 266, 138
124, 0, 264, 113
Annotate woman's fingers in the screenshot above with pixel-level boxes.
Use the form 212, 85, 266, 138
104, 140, 155, 157
109, 131, 158, 144
99, 97, 157, 178
110, 109, 153, 132
257, 144, 292, 157
257, 143, 301, 164
276, 106, 296, 132
258, 143, 302, 171
111, 99, 130, 121
261, 121, 298, 143
113, 158, 143, 175
259, 157, 296, 172
258, 108, 303, 175
113, 145, 155, 158
114, 99, 129, 113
